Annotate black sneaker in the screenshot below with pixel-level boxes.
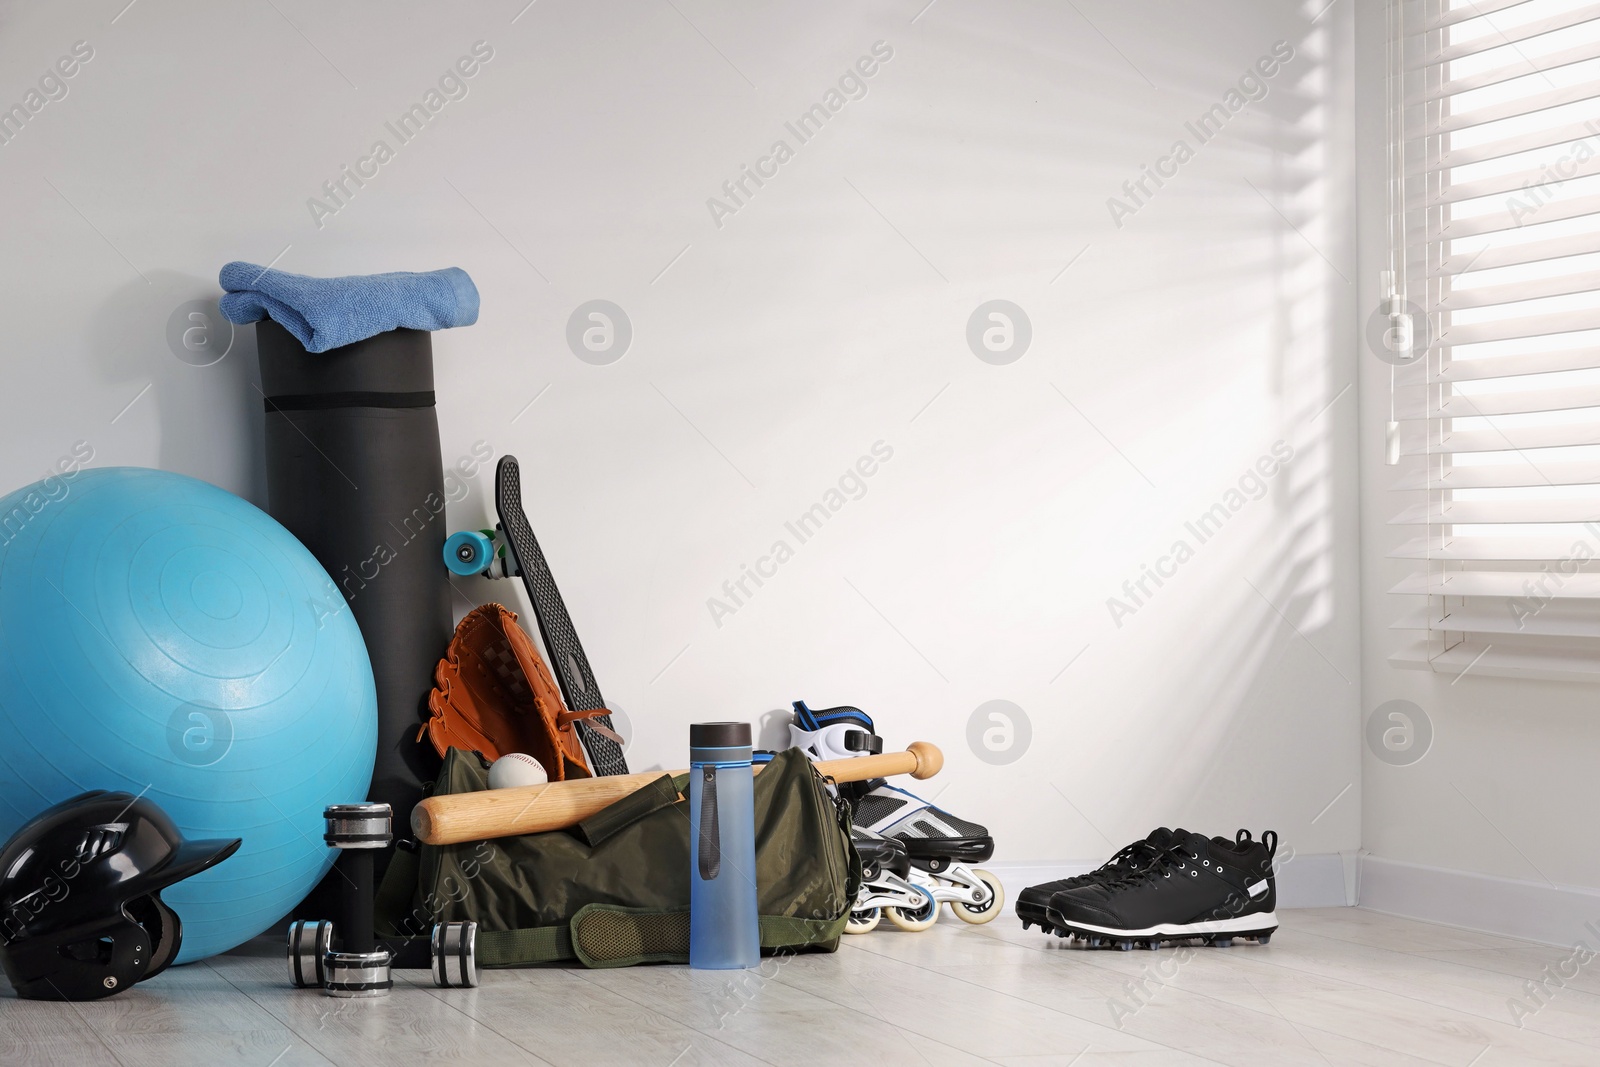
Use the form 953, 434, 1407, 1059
1046, 829, 1278, 948
1017, 828, 1179, 933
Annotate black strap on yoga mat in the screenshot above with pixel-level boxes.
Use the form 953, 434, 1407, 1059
263, 390, 436, 413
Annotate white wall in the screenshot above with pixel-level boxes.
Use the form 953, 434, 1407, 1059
1354, 0, 1600, 914
0, 0, 1358, 871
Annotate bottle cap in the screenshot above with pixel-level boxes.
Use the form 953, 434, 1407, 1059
689, 722, 752, 748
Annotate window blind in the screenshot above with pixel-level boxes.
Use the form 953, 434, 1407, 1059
1388, 0, 1600, 680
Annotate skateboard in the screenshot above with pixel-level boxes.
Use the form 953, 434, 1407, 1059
443, 455, 629, 777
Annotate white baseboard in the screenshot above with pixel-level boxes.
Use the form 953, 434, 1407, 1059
948, 855, 1600, 947
1360, 855, 1600, 948
986, 852, 1351, 913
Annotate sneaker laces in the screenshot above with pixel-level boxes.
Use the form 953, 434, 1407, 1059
1090, 838, 1162, 878
1097, 840, 1204, 890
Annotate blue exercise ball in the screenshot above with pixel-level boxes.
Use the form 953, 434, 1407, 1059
0, 467, 376, 963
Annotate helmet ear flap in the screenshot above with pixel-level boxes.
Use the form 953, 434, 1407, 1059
4, 913, 150, 1000
124, 895, 182, 981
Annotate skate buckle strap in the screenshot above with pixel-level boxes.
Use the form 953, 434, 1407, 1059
791, 700, 819, 730
843, 729, 883, 755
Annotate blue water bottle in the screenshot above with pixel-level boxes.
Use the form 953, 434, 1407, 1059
689, 722, 760, 970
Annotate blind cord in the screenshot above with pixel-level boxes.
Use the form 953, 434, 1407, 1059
1384, 0, 1407, 466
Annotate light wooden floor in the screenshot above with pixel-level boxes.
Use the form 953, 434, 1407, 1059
4, 907, 1598, 1065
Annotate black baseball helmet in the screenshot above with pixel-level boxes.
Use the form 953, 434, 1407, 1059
0, 791, 240, 1001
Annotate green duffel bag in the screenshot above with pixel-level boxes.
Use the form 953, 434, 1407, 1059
375, 747, 860, 968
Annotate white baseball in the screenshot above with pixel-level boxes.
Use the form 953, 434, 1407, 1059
488, 752, 549, 789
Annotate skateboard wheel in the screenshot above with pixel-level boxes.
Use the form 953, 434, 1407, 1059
431, 921, 479, 988
444, 530, 495, 577
287, 920, 333, 988
323, 948, 393, 998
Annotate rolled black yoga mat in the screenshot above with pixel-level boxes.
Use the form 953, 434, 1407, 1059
255, 319, 451, 836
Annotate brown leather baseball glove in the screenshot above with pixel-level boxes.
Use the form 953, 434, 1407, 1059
421, 603, 600, 781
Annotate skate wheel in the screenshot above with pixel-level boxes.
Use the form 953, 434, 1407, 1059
845, 908, 881, 935
444, 530, 496, 576
287, 920, 333, 989
951, 868, 1006, 925
885, 886, 940, 932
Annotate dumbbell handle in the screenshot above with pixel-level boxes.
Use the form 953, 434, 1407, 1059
323, 804, 390, 957
343, 849, 376, 956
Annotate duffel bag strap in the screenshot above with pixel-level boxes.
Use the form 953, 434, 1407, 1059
575, 773, 683, 847
476, 924, 574, 966
570, 905, 690, 968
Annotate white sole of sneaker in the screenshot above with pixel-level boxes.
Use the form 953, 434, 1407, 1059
1060, 911, 1278, 939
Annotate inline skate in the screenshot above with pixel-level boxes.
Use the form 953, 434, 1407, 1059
791, 701, 1005, 925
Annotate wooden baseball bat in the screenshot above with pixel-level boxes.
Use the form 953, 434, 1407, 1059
411, 742, 943, 846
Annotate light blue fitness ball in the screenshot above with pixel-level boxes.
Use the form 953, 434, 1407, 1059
0, 467, 376, 963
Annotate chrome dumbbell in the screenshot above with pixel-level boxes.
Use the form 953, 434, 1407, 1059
321, 804, 393, 998
285, 803, 393, 997
287, 805, 480, 994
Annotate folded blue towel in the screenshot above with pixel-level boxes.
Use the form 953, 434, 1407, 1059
218, 262, 479, 353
